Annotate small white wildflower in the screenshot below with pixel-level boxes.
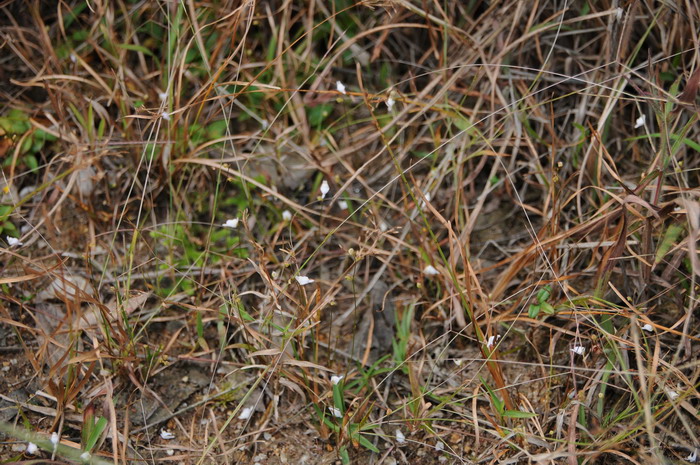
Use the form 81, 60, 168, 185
329, 407, 342, 418
435, 440, 445, 451
166, 449, 174, 456
160, 430, 175, 440
239, 406, 254, 420
50, 432, 59, 446
395, 429, 406, 444
641, 323, 653, 332
338, 200, 348, 210
222, 218, 239, 229
379, 221, 388, 232
423, 265, 439, 276
386, 96, 395, 111
486, 335, 500, 349
295, 275, 315, 286
688, 449, 698, 463
571, 346, 585, 356
70, 53, 77, 63
330, 375, 344, 385
420, 191, 431, 208
80, 451, 91, 462
634, 114, 646, 129
282, 210, 292, 221
161, 111, 171, 121
336, 81, 346, 95
615, 7, 624, 21
668, 390, 679, 400
261, 120, 269, 130
7, 236, 22, 247
320, 180, 330, 199
158, 91, 168, 101
454, 359, 463, 367
26, 443, 38, 455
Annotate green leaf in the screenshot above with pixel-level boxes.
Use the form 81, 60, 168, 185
528, 304, 540, 319
655, 223, 684, 265
540, 302, 555, 315
84, 417, 108, 451
117, 43, 154, 57
503, 409, 537, 419
536, 285, 551, 303
307, 104, 333, 127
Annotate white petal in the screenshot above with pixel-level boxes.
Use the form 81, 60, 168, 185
80, 451, 91, 462
6, 236, 22, 247
336, 81, 346, 95
330, 375, 343, 385
571, 346, 585, 356
329, 407, 342, 418
158, 92, 168, 101
50, 432, 60, 445
70, 53, 77, 63
295, 276, 315, 286
486, 335, 496, 349
161, 111, 171, 121
338, 200, 348, 210
386, 97, 395, 111
160, 430, 175, 440
222, 218, 239, 229
634, 114, 646, 129
320, 180, 330, 199
26, 443, 38, 454
641, 323, 653, 332
239, 406, 254, 420
423, 265, 439, 276
688, 449, 698, 463
435, 440, 444, 451
395, 429, 406, 444
668, 389, 679, 400
282, 210, 292, 221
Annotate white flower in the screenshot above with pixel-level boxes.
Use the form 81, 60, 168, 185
160, 430, 175, 440
158, 91, 168, 101
338, 200, 348, 210
26, 443, 38, 454
239, 406, 254, 420
336, 81, 346, 95
571, 346, 585, 356
70, 53, 77, 63
386, 96, 395, 111
454, 359, 463, 367
261, 120, 269, 130
420, 191, 431, 208
668, 390, 679, 400
50, 432, 59, 446
282, 210, 292, 221
423, 265, 439, 276
688, 449, 698, 463
295, 275, 314, 286
641, 323, 653, 332
80, 451, 91, 462
161, 111, 170, 121
320, 180, 330, 199
395, 429, 406, 444
330, 375, 343, 385
634, 114, 646, 129
222, 218, 239, 229
329, 407, 342, 418
486, 335, 499, 349
166, 449, 174, 456
435, 440, 445, 451
7, 236, 22, 247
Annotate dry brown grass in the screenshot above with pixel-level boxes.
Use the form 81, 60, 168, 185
0, 1, 699, 464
